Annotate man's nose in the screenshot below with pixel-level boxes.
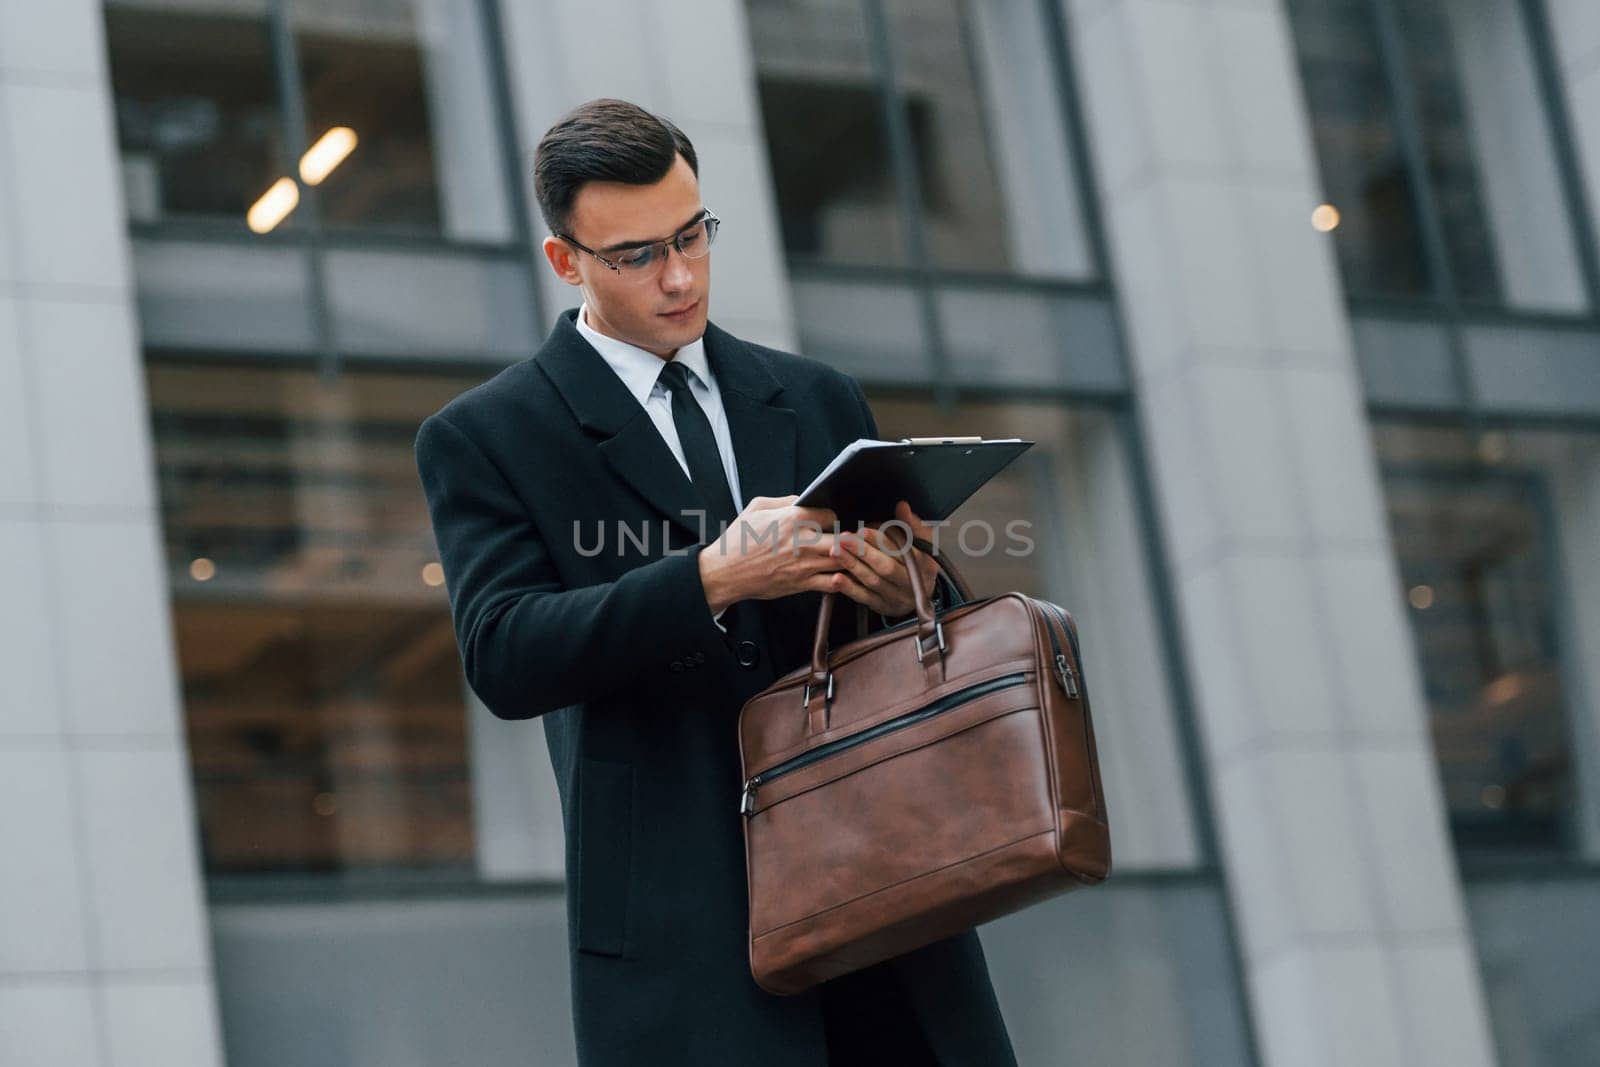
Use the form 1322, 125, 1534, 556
659, 245, 694, 292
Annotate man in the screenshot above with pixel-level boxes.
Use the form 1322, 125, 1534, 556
415, 98, 1016, 1066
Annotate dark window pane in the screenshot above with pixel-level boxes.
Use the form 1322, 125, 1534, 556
147, 362, 484, 875
1285, 0, 1432, 298
1392, 0, 1586, 311
884, 0, 1090, 276
1376, 422, 1596, 856
748, 0, 908, 265
290, 0, 513, 241
1286, 0, 1587, 310
105, 1, 288, 229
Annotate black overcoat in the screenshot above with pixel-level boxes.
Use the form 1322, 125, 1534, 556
415, 307, 1017, 1065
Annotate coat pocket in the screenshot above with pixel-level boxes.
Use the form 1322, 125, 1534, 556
574, 758, 635, 958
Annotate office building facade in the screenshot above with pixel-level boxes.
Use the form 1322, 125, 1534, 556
2, 1, 1597, 1064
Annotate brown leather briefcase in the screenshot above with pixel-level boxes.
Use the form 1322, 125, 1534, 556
737, 534, 1112, 995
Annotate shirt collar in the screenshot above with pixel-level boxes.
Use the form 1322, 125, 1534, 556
576, 301, 712, 409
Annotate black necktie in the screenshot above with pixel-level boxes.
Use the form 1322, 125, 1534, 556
657, 359, 739, 534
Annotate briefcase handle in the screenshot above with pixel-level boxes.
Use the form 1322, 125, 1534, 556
807, 534, 975, 727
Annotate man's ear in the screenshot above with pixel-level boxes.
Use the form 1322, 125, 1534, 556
541, 235, 583, 286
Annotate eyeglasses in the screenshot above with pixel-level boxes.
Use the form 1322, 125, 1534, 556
556, 209, 720, 280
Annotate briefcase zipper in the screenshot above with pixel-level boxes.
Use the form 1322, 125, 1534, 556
740, 671, 1028, 816
1030, 598, 1079, 699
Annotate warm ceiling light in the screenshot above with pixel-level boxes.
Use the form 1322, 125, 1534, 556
247, 177, 299, 233
1311, 203, 1341, 232
300, 126, 358, 186
422, 562, 445, 587
189, 557, 216, 581
1407, 584, 1433, 610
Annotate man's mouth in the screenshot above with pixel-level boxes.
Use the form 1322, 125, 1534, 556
660, 299, 699, 319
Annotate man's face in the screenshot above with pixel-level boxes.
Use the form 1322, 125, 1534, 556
541, 153, 711, 359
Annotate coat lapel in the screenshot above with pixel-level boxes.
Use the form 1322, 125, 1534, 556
534, 309, 797, 544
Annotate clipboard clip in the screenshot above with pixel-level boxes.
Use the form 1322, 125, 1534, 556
900, 436, 984, 445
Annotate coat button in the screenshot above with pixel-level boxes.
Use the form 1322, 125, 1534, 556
669, 659, 684, 673
736, 641, 759, 669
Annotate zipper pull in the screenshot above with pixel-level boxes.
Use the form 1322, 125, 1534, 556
1054, 653, 1080, 698
741, 777, 759, 816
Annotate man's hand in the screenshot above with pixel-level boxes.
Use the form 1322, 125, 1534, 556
697, 495, 856, 613
827, 500, 943, 619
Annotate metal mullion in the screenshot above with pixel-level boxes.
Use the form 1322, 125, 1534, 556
860, 0, 955, 411
1366, 0, 1478, 425
268, 0, 336, 379
1519, 0, 1600, 318
478, 0, 546, 330
1039, 0, 1113, 283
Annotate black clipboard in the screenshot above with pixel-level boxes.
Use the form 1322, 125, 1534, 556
795, 436, 1034, 527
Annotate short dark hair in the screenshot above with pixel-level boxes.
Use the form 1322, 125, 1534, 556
532, 98, 699, 237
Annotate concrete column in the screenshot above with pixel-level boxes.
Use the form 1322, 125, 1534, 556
1066, 0, 1497, 1063
0, 3, 224, 1064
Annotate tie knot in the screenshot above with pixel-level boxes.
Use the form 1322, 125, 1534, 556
657, 359, 692, 394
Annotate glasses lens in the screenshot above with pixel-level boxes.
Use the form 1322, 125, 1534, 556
614, 244, 660, 272
676, 218, 714, 260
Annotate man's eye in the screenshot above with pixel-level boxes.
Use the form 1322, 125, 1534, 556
617, 247, 656, 269
678, 229, 704, 251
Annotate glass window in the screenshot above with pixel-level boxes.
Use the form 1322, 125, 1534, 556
747, 0, 909, 265
1286, 0, 1435, 299
105, 0, 288, 228
868, 393, 1204, 868
1375, 421, 1600, 858
289, 0, 514, 241
147, 362, 487, 876
1285, 0, 1589, 312
747, 0, 1093, 278
883, 0, 1091, 277
1392, 0, 1586, 311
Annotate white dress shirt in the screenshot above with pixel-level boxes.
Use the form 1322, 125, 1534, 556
576, 302, 743, 632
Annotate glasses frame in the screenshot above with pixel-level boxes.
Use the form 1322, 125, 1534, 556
555, 208, 720, 276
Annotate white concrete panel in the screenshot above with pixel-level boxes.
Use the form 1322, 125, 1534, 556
651, 0, 759, 129
1162, 180, 1271, 355
1211, 756, 1297, 960
0, 979, 101, 1067
0, 81, 128, 291
695, 128, 793, 333
1237, 183, 1349, 361
0, 748, 89, 973
23, 297, 154, 513
0, 296, 37, 506
49, 518, 181, 737
1069, 0, 1153, 194
1190, 364, 1303, 544
1313, 552, 1429, 740
1119, 1, 1230, 177
1262, 749, 1382, 939
1390, 939, 1498, 1067
1139, 371, 1224, 572
1250, 944, 1408, 1067
77, 747, 209, 972
1206, 3, 1315, 183
1348, 746, 1466, 936
0, 518, 59, 735
1174, 560, 1253, 764
1280, 366, 1387, 547
1546, 0, 1600, 79
1105, 185, 1186, 384
1224, 551, 1344, 739
0, 0, 106, 81
101, 978, 224, 1067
